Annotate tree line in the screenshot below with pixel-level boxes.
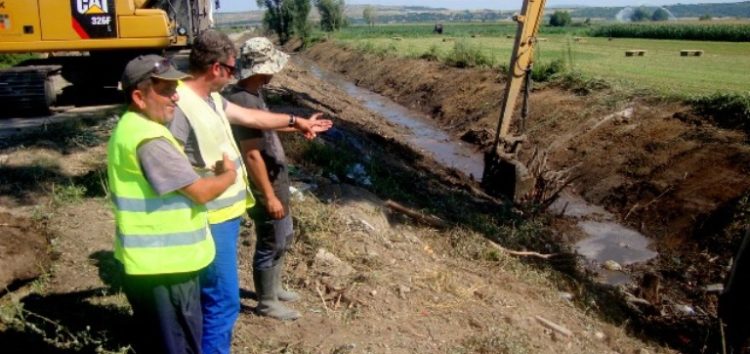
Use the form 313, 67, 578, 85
256, 0, 347, 44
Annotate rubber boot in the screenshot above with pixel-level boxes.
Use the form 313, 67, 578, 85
275, 257, 300, 302
253, 267, 301, 321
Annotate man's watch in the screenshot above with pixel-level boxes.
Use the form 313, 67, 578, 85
288, 114, 297, 127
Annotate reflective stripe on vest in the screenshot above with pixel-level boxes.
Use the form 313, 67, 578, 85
112, 194, 193, 212
176, 82, 254, 223
107, 111, 215, 275
117, 227, 208, 248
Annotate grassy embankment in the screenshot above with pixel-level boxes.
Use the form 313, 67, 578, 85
332, 22, 750, 97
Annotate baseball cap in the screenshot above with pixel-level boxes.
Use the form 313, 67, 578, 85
238, 37, 289, 79
121, 54, 190, 91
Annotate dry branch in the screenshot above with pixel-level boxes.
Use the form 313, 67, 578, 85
490, 242, 557, 259
384, 200, 448, 228
535, 315, 573, 337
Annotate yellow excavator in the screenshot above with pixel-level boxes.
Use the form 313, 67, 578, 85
482, 0, 546, 202
0, 0, 216, 115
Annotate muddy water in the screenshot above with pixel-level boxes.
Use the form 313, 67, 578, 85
300, 58, 657, 285
551, 193, 657, 284
298, 58, 485, 181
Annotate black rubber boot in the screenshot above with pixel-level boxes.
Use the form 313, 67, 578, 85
253, 267, 301, 321
275, 257, 300, 302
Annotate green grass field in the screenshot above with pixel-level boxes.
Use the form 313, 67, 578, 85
333, 23, 750, 96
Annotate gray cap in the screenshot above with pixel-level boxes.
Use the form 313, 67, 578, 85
121, 54, 189, 91
238, 37, 289, 79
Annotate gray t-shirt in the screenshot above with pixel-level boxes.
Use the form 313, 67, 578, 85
223, 85, 290, 206
137, 138, 200, 195
168, 95, 229, 168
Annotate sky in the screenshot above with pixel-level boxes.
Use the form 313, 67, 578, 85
217, 0, 746, 12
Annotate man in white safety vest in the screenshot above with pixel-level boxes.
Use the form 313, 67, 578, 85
167, 29, 331, 354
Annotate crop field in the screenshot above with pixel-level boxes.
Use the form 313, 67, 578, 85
332, 23, 750, 96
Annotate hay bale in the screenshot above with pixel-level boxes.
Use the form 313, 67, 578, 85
680, 49, 704, 56
625, 49, 646, 57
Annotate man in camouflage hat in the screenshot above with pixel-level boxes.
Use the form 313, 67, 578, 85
225, 37, 331, 321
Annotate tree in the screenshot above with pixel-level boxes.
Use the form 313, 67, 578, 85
630, 7, 651, 22
549, 10, 572, 27
651, 8, 670, 21
316, 0, 346, 32
256, 0, 311, 44
257, 0, 294, 43
363, 5, 376, 27
699, 14, 713, 21
290, 0, 312, 44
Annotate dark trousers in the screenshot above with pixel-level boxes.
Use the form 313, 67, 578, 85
122, 268, 203, 354
720, 229, 750, 354
248, 203, 294, 270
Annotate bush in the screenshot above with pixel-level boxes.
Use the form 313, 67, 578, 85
419, 44, 440, 61
0, 53, 37, 68
531, 59, 566, 82
444, 40, 493, 68
691, 92, 750, 134
549, 11, 572, 27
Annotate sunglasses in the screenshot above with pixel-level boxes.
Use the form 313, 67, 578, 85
136, 58, 174, 84
219, 62, 236, 76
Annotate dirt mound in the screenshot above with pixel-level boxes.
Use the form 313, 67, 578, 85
0, 211, 51, 292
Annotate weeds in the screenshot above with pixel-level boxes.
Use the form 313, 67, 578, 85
557, 70, 611, 96
444, 40, 494, 68
531, 58, 566, 83
50, 182, 87, 206
691, 92, 750, 134
419, 44, 441, 61
449, 327, 532, 354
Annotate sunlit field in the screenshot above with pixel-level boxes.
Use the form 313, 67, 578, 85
333, 23, 750, 96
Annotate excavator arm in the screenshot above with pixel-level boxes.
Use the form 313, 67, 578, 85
482, 0, 547, 201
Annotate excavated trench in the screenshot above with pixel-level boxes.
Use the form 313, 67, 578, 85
297, 56, 658, 286
300, 40, 750, 352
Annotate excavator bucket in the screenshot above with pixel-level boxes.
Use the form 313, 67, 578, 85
481, 0, 546, 203
482, 150, 533, 202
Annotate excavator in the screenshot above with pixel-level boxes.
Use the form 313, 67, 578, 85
482, 0, 546, 202
0, 0, 216, 115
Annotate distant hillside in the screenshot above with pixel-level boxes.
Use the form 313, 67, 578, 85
572, 1, 750, 19
214, 1, 750, 27
215, 5, 510, 26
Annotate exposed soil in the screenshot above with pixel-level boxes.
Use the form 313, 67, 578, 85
0, 211, 50, 294
0, 52, 668, 353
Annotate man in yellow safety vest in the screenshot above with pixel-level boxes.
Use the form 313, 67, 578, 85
107, 54, 237, 354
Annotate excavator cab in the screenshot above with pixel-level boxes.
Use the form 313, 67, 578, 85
0, 0, 217, 115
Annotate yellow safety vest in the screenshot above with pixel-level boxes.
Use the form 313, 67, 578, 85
176, 82, 254, 224
107, 111, 215, 275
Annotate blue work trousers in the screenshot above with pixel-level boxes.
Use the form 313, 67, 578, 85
200, 217, 241, 354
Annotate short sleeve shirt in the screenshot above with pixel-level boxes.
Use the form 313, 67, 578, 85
167, 95, 229, 168
136, 138, 200, 195
223, 85, 290, 206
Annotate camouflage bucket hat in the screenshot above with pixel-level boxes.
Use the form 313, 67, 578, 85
239, 37, 289, 78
